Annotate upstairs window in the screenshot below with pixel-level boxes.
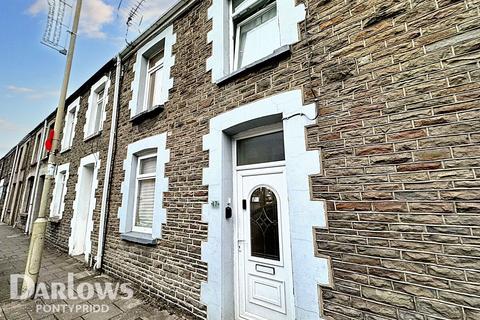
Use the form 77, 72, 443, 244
129, 26, 175, 119
145, 47, 165, 111
42, 122, 54, 159
85, 76, 109, 139
31, 132, 42, 164
93, 88, 105, 131
61, 98, 79, 151
207, 0, 305, 82
232, 0, 280, 69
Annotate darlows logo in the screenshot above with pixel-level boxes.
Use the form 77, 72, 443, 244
10, 273, 134, 301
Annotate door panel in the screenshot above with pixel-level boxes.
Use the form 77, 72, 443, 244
236, 168, 294, 320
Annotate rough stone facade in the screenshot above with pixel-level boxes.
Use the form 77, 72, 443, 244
45, 63, 116, 262
0, 0, 479, 319
307, 0, 480, 319
0, 149, 16, 216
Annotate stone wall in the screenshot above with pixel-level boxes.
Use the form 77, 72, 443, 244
45, 68, 116, 261
0, 0, 479, 319
101, 0, 480, 318
307, 0, 480, 319
0, 149, 16, 217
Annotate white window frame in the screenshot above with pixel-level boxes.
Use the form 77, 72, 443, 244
207, 0, 305, 82
131, 154, 157, 233
31, 132, 42, 164
61, 97, 80, 152
21, 177, 35, 214
144, 50, 165, 112
231, 0, 278, 71
200, 90, 330, 320
16, 143, 27, 172
118, 133, 170, 239
0, 179, 4, 200
128, 25, 176, 118
84, 76, 110, 139
50, 163, 70, 220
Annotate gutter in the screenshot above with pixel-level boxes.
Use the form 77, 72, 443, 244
1, 146, 19, 223
25, 120, 48, 234
95, 55, 122, 270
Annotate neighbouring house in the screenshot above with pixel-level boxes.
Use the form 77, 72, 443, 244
1, 0, 480, 319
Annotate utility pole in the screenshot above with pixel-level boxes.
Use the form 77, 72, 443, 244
23, 0, 82, 295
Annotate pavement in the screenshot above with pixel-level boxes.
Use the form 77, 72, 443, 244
0, 223, 188, 320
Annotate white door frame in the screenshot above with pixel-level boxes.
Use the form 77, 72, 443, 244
200, 90, 330, 320
232, 125, 295, 320
69, 153, 100, 263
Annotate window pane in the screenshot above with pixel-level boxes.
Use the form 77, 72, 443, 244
94, 100, 103, 132
135, 178, 155, 228
233, 0, 247, 10
250, 187, 280, 261
237, 131, 285, 166
147, 71, 156, 108
66, 108, 76, 147
148, 50, 164, 69
140, 157, 157, 175
237, 4, 279, 68
52, 172, 66, 217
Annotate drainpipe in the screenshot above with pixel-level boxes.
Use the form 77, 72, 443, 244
1, 146, 19, 223
25, 120, 48, 234
95, 55, 122, 270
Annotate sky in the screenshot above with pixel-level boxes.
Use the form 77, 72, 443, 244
0, 0, 175, 157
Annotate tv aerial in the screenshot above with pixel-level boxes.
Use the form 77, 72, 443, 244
41, 0, 74, 55
124, 0, 149, 44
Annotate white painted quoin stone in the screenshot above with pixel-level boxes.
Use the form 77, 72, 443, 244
206, 0, 306, 82
117, 133, 170, 239
69, 153, 100, 262
200, 90, 331, 320
128, 25, 176, 118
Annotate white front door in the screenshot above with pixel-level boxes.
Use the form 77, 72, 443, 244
236, 167, 295, 320
71, 163, 95, 256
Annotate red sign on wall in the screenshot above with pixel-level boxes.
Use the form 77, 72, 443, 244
45, 129, 54, 152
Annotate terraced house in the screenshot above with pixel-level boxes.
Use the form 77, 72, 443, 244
1, 0, 480, 319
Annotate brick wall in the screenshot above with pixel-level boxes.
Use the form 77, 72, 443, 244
306, 0, 480, 319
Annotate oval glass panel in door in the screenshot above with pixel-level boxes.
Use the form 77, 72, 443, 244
250, 187, 280, 261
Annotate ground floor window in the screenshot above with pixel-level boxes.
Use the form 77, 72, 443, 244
133, 154, 157, 232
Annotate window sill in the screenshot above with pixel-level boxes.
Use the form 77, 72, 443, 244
130, 104, 165, 125
60, 147, 71, 154
121, 231, 156, 245
49, 216, 62, 223
84, 131, 102, 142
216, 45, 291, 86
